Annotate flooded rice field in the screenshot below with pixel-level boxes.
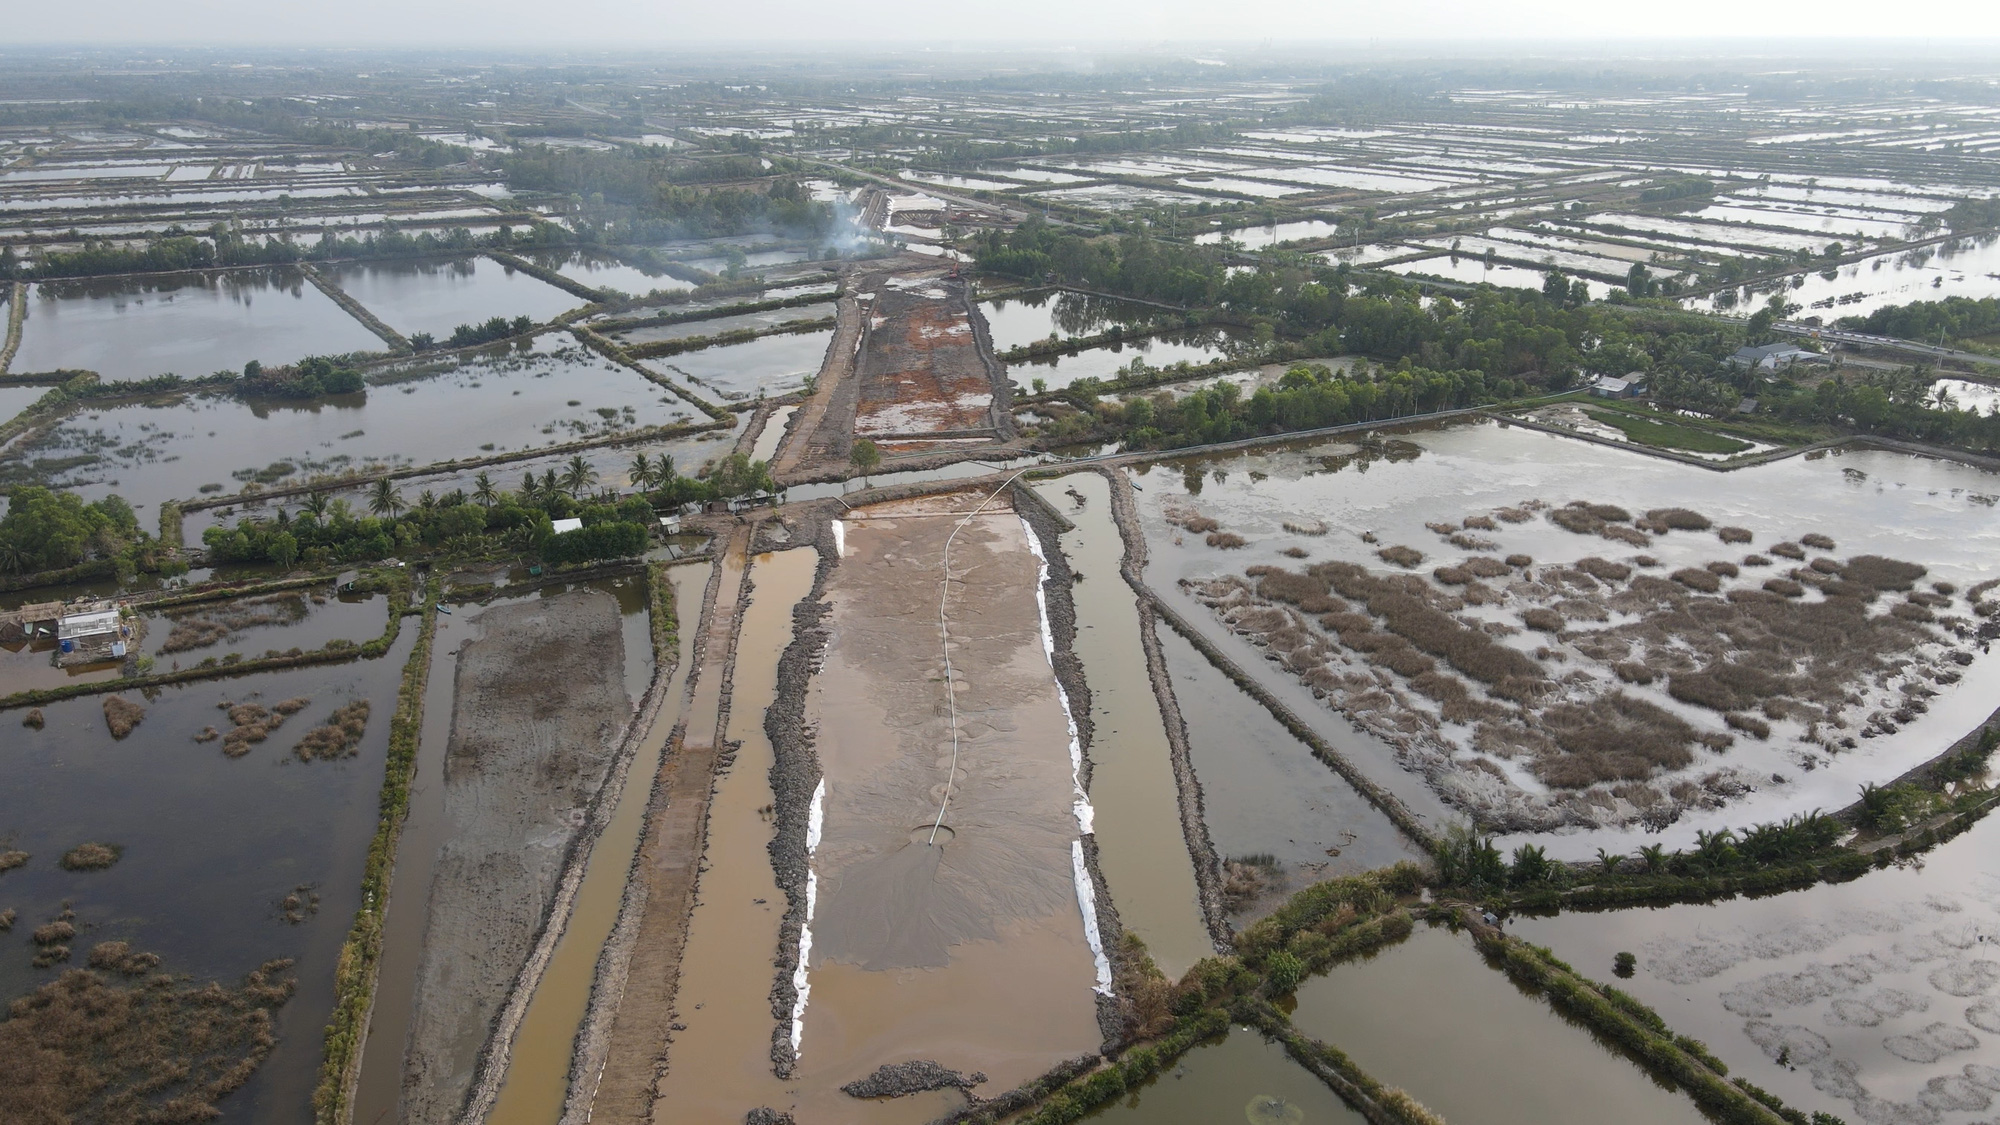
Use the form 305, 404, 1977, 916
1159, 624, 1425, 922
1513, 811, 2000, 1125
10, 268, 385, 381
1384, 254, 1615, 298
789, 497, 1102, 1114
1037, 474, 1213, 977
1292, 924, 1709, 1125
1006, 329, 1243, 391
1194, 219, 1342, 248
1686, 237, 2000, 318
9, 333, 685, 518
1081, 1030, 1369, 1125
978, 288, 1171, 352
531, 249, 694, 298
1129, 419, 2000, 855
651, 327, 835, 401
323, 256, 583, 339
0, 634, 416, 1124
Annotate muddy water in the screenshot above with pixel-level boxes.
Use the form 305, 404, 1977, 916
16, 333, 686, 515
1081, 1030, 1368, 1125
0, 383, 51, 424
1157, 624, 1424, 920
352, 607, 472, 1125
531, 249, 693, 299
485, 565, 702, 1125
1035, 474, 1212, 977
610, 302, 838, 347
9, 268, 383, 382
139, 588, 386, 669
790, 499, 1103, 1115
1512, 811, 2000, 1125
652, 329, 835, 402
1008, 329, 1243, 392
1292, 925, 1708, 1125
750, 404, 796, 465
1129, 421, 2000, 857
324, 257, 583, 340
651, 547, 817, 1123
978, 289, 1169, 352
0, 636, 416, 1124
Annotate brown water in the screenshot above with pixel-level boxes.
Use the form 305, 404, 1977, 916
1157, 623, 1425, 920
749, 404, 797, 464
650, 547, 817, 1124
1034, 473, 1213, 978
1081, 1029, 1368, 1125
323, 257, 584, 340
483, 564, 703, 1125
352, 606, 471, 1125
1291, 924, 1708, 1125
1511, 812, 2000, 1125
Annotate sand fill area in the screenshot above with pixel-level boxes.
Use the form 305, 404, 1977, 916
399, 589, 632, 1124
796, 493, 1101, 1105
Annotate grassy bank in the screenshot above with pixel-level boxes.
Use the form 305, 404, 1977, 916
313, 578, 439, 1125
1584, 405, 1754, 453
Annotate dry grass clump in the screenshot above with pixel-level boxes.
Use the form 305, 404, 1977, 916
1575, 557, 1631, 583
0, 951, 296, 1124
1801, 533, 1836, 550
34, 919, 77, 945
1311, 561, 1546, 696
1743, 554, 1771, 567
1809, 557, 1843, 575
101, 697, 144, 739
1706, 561, 1740, 578
1644, 507, 1712, 532
1725, 712, 1772, 739
1433, 566, 1470, 586
1376, 545, 1424, 568
59, 843, 121, 871
1505, 554, 1534, 568
1718, 526, 1753, 544
292, 701, 372, 762
1844, 555, 1926, 592
1425, 521, 1458, 536
192, 727, 218, 743
23, 708, 44, 729
1463, 515, 1499, 531
1764, 578, 1805, 597
1891, 602, 1935, 623
1205, 531, 1245, 549
87, 942, 161, 975
1588, 503, 1633, 521
1464, 557, 1512, 579
1613, 661, 1656, 685
1604, 525, 1653, 547
1522, 607, 1565, 633
1536, 692, 1699, 786
1, 849, 28, 873
1770, 541, 1806, 560
1279, 546, 1308, 559
1282, 518, 1328, 536
1671, 567, 1722, 593
1634, 555, 1659, 567
0, 908, 15, 932
1447, 531, 1497, 551
1496, 506, 1533, 523
1549, 505, 1601, 534
1221, 858, 1274, 912
1183, 516, 1220, 535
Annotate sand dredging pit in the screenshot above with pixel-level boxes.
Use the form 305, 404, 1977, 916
397, 588, 636, 1124
779, 493, 1106, 1120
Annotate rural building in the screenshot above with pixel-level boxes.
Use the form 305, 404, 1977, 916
1591, 373, 1647, 399
1729, 342, 1821, 370
551, 517, 584, 534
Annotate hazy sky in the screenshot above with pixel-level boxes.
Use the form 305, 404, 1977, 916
12, 0, 2000, 48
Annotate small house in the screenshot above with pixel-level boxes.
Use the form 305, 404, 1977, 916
658, 514, 683, 534
1591, 373, 1647, 399
57, 608, 121, 645
1729, 343, 1819, 371
551, 517, 584, 534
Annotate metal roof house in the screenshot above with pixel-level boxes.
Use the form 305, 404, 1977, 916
1590, 373, 1647, 399
550, 517, 584, 534
1729, 342, 1820, 370
57, 608, 122, 642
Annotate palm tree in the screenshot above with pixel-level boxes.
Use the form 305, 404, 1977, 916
562, 455, 597, 498
628, 453, 654, 493
518, 472, 540, 505
0, 540, 26, 575
369, 478, 406, 518
541, 469, 561, 502
1595, 848, 1622, 875
417, 489, 439, 512
473, 472, 499, 510
1635, 843, 1670, 875
655, 453, 675, 485
303, 490, 331, 520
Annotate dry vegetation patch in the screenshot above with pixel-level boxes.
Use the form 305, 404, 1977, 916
292, 701, 372, 762
0, 953, 295, 1125
0, 850, 28, 873
59, 843, 121, 871
1376, 545, 1424, 567
101, 697, 143, 739
159, 593, 310, 655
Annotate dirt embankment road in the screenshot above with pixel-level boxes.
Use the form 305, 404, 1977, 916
398, 589, 631, 1125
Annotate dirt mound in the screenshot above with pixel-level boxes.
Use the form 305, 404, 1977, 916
840, 1060, 988, 1098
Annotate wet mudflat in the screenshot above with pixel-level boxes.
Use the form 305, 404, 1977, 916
652, 328, 835, 402
1157, 624, 1425, 922
12, 333, 684, 514
324, 256, 583, 339
791, 495, 1102, 1112
9, 268, 384, 381
1512, 811, 2000, 1125
1130, 421, 2000, 856
651, 547, 816, 1124
485, 564, 701, 1125
400, 587, 635, 1124
1081, 1029, 1369, 1125
0, 636, 415, 1124
1292, 924, 1709, 1125
1035, 473, 1212, 978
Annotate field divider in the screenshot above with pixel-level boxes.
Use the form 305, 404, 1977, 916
0, 279, 26, 373
299, 263, 410, 353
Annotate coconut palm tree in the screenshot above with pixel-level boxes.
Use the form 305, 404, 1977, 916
562, 455, 597, 498
518, 472, 540, 505
654, 453, 675, 485
628, 452, 654, 493
473, 472, 499, 510
1635, 843, 1670, 875
0, 540, 26, 575
417, 489, 439, 512
303, 490, 331, 520
368, 478, 406, 518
